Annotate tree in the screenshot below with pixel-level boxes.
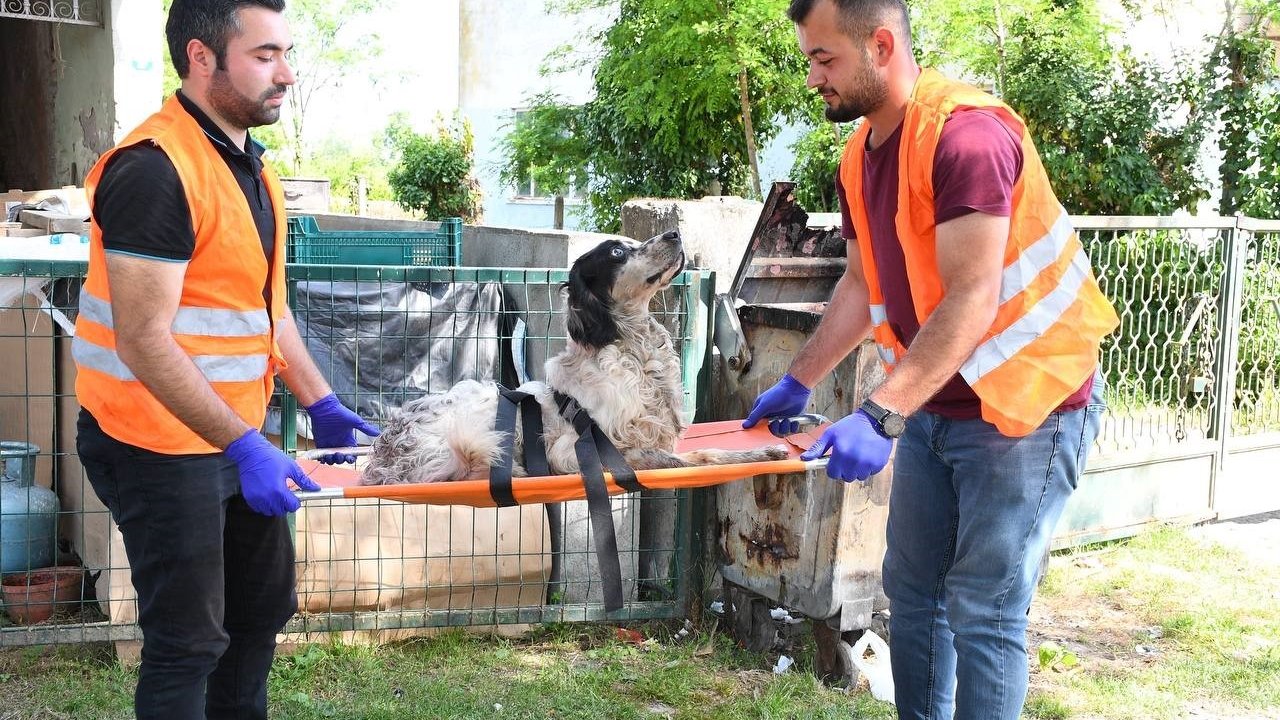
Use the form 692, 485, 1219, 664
387, 114, 483, 223
912, 0, 1211, 216
307, 134, 396, 214
787, 121, 853, 213
500, 0, 813, 232
1205, 0, 1280, 217
278, 0, 385, 174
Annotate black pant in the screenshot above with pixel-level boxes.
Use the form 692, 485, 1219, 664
77, 410, 296, 720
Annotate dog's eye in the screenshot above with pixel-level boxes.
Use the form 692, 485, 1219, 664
610, 246, 626, 259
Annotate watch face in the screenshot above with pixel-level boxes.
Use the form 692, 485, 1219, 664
882, 413, 907, 438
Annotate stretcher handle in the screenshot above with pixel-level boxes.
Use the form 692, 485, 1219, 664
768, 413, 831, 437
294, 446, 373, 461
292, 456, 832, 503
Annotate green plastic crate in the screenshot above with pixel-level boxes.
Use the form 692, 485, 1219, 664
286, 216, 463, 266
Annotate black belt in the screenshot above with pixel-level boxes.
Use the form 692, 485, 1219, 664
488, 386, 550, 507
487, 386, 642, 612
489, 386, 565, 604
554, 391, 644, 611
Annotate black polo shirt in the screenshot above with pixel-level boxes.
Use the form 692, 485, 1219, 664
93, 91, 275, 264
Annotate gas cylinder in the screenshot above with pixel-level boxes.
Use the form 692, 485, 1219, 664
0, 441, 57, 574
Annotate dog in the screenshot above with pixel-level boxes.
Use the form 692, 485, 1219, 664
361, 230, 787, 486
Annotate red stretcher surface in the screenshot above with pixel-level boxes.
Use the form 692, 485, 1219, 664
295, 419, 829, 507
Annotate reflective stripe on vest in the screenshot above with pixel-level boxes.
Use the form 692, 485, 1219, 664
71, 337, 268, 383
868, 303, 899, 365
959, 242, 1094, 384
78, 290, 270, 337
75, 289, 271, 383
997, 210, 1074, 305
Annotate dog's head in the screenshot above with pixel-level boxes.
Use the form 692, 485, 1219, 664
565, 230, 685, 349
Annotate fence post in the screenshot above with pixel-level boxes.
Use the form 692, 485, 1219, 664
1210, 218, 1249, 498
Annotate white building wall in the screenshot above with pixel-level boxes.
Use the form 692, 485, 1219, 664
458, 0, 611, 231
51, 0, 163, 186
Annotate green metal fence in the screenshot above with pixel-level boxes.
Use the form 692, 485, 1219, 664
0, 259, 714, 646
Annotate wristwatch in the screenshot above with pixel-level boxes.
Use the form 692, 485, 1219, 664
860, 398, 907, 438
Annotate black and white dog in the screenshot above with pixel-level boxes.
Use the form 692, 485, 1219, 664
361, 231, 786, 485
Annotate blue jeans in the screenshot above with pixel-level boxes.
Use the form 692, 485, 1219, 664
77, 410, 297, 720
882, 377, 1104, 720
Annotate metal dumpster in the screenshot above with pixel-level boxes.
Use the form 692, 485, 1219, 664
710, 182, 892, 686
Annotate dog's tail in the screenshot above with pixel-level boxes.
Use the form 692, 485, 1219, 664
360, 411, 505, 485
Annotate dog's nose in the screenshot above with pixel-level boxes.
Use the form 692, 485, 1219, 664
662, 230, 679, 241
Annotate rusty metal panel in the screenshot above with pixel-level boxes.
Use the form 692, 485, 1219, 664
712, 183, 889, 631
727, 182, 846, 307
714, 321, 890, 630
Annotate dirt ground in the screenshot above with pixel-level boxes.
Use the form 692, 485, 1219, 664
1027, 510, 1280, 719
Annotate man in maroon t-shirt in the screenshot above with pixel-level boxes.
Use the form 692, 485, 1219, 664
835, 109, 1094, 420
743, 1, 1107, 718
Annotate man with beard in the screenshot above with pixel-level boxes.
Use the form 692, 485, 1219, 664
73, 2, 378, 718
743, 0, 1118, 717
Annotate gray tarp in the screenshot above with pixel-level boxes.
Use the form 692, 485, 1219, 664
276, 280, 506, 433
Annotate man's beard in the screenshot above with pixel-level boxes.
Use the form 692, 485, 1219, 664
209, 70, 285, 129
823, 60, 888, 123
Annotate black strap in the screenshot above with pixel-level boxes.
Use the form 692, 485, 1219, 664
554, 393, 643, 492
488, 386, 551, 507
554, 391, 645, 611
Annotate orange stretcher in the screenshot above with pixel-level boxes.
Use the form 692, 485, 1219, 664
293, 419, 831, 506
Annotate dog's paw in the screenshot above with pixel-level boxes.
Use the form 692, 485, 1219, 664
761, 444, 789, 461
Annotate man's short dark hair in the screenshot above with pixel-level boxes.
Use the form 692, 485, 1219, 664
787, 0, 911, 44
166, 0, 287, 78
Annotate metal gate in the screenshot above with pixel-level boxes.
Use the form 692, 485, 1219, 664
1056, 216, 1280, 547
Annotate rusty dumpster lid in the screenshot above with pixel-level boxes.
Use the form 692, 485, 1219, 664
728, 181, 847, 330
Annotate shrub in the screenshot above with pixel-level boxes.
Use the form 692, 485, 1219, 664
387, 115, 483, 223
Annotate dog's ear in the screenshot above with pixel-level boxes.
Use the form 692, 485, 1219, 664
564, 267, 619, 349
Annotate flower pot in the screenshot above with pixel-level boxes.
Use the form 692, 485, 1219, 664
1, 565, 83, 625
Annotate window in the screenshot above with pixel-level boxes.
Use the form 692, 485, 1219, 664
511, 110, 584, 201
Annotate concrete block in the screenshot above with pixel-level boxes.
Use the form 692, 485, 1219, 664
620, 196, 764, 294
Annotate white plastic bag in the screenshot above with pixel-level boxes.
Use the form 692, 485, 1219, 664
851, 631, 895, 704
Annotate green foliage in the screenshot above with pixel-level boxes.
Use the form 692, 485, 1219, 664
497, 95, 588, 200
501, 0, 812, 232
278, 0, 386, 174
788, 122, 855, 213
303, 135, 396, 214
1036, 641, 1080, 673
1204, 2, 1280, 218
916, 0, 1210, 215
387, 115, 483, 223
160, 0, 180, 99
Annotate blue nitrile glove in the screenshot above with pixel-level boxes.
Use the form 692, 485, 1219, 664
305, 393, 381, 464
800, 409, 893, 482
225, 429, 321, 516
742, 374, 812, 429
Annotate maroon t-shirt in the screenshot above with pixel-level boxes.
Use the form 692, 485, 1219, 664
837, 108, 1092, 419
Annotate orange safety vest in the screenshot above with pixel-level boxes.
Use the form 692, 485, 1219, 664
73, 95, 289, 454
839, 69, 1119, 437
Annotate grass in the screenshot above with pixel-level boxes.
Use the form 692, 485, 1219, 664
1025, 525, 1280, 719
2, 523, 1278, 719
0, 622, 894, 719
